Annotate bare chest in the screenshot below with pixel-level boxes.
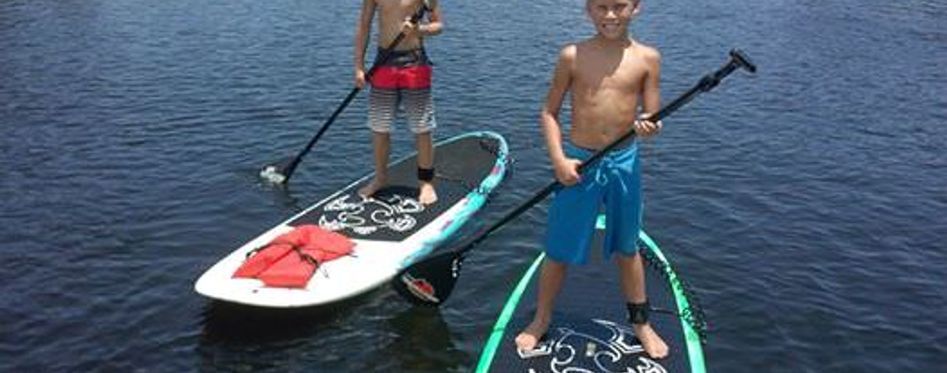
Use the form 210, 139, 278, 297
572, 46, 648, 94
574, 61, 645, 95
375, 0, 421, 20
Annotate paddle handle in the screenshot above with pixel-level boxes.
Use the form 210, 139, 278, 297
458, 49, 757, 254
578, 49, 756, 174
278, 3, 430, 181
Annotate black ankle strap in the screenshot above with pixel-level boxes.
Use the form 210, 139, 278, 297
627, 301, 650, 325
418, 167, 435, 182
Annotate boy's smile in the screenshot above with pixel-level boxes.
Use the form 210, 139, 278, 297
587, 0, 639, 40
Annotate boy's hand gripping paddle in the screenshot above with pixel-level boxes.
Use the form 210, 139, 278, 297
393, 49, 757, 306
261, 3, 430, 184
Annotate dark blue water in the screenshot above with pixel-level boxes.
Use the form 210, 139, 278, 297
2, 0, 945, 371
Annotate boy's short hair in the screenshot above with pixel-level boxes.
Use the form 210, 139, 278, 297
587, 0, 641, 5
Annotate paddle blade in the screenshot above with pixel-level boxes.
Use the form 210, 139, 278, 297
392, 250, 465, 307
260, 157, 295, 184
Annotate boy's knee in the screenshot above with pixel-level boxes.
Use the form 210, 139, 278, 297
368, 121, 392, 133
410, 119, 436, 134
369, 127, 391, 136
614, 248, 642, 261
543, 256, 570, 269
412, 128, 434, 137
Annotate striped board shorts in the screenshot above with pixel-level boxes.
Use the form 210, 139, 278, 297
368, 48, 436, 134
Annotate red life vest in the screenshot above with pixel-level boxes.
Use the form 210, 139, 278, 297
232, 225, 355, 288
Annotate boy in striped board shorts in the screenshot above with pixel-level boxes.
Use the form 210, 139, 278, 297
354, 0, 442, 205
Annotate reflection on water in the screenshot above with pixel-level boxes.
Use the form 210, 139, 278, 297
198, 293, 469, 372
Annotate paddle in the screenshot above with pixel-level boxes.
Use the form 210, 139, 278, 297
260, 3, 430, 184
392, 49, 757, 306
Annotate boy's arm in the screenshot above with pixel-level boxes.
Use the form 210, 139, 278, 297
541, 45, 580, 185
353, 0, 375, 86
419, 0, 443, 36
637, 48, 662, 136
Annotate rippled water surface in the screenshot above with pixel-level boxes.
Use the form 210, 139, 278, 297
2, 0, 945, 371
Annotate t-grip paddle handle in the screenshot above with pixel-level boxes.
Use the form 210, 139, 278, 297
576, 49, 756, 174
696, 49, 758, 92
730, 49, 757, 74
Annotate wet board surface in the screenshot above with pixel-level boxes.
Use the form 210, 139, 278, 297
477, 218, 705, 372
195, 131, 509, 308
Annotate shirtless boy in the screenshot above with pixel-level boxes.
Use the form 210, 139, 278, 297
515, 0, 669, 359
354, 0, 442, 205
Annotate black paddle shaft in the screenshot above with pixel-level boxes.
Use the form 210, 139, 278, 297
271, 3, 430, 183
457, 49, 757, 256
392, 49, 756, 307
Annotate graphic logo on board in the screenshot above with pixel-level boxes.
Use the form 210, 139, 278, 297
319, 194, 424, 235
517, 318, 667, 373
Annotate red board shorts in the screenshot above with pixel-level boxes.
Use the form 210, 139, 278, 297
368, 48, 436, 134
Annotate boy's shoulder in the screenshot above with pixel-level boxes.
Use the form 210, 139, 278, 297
572, 37, 597, 51
570, 38, 660, 58
632, 41, 661, 64
370, 0, 437, 8
552, 42, 579, 68
555, 39, 660, 69
557, 37, 613, 61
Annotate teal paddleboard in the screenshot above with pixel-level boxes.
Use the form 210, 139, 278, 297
476, 216, 706, 372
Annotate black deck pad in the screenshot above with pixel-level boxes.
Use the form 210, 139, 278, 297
290, 135, 501, 242
489, 230, 690, 373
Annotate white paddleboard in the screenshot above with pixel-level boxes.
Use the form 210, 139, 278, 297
195, 131, 509, 308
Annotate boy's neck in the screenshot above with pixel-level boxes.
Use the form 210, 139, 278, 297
592, 33, 634, 48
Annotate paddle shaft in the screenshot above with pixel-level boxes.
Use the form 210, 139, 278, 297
279, 4, 429, 181
455, 54, 751, 256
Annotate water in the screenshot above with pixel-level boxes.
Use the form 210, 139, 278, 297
2, 0, 945, 371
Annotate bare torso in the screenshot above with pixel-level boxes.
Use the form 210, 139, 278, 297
569, 39, 657, 149
373, 0, 426, 51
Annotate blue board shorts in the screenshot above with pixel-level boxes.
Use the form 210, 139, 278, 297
544, 141, 642, 265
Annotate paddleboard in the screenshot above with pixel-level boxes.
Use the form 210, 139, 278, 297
476, 216, 707, 372
195, 131, 509, 308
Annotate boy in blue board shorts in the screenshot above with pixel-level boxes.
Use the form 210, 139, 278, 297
515, 0, 668, 359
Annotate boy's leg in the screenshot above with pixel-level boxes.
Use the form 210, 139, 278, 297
515, 258, 567, 352
606, 144, 666, 358
515, 143, 599, 352
616, 251, 668, 359
359, 85, 398, 198
402, 66, 437, 205
415, 131, 437, 205
359, 131, 391, 198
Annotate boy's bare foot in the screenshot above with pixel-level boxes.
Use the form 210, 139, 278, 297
515, 317, 550, 352
358, 176, 387, 198
418, 181, 437, 205
633, 322, 669, 359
